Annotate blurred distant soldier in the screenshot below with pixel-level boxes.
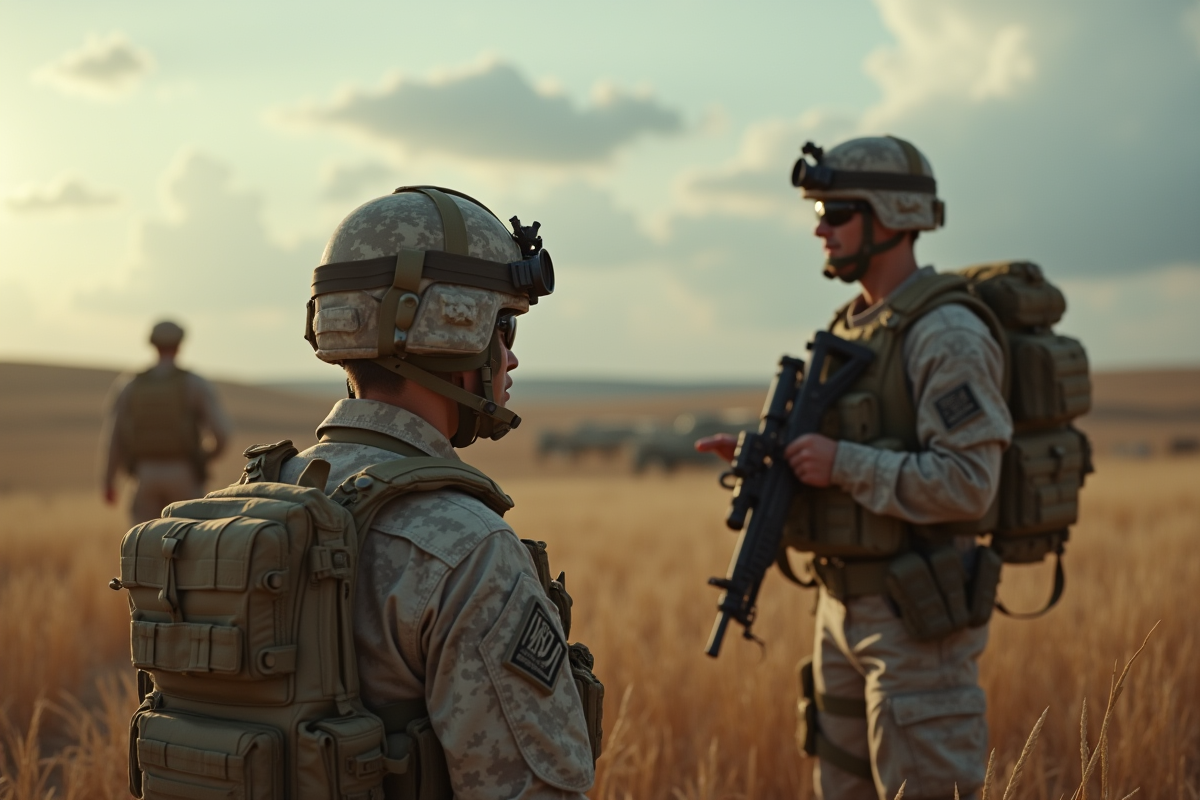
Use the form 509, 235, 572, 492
699, 137, 1012, 799
100, 320, 231, 523
115, 189, 601, 800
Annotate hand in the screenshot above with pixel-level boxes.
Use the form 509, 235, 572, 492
783, 434, 838, 487
695, 433, 739, 464
103, 485, 117, 505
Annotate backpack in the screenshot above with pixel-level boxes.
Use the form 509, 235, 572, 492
120, 367, 203, 473
956, 261, 1094, 615
112, 440, 596, 800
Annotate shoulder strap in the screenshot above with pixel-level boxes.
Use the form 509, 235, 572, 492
334, 456, 514, 534
319, 426, 428, 458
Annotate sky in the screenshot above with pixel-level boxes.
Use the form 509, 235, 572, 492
2, 0, 1199, 383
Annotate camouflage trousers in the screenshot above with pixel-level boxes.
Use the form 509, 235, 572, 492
130, 460, 204, 525
812, 588, 989, 800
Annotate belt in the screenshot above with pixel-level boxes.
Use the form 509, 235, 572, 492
812, 558, 891, 601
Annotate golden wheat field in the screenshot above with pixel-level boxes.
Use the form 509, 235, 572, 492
1, 458, 1198, 799
1, 363, 1198, 799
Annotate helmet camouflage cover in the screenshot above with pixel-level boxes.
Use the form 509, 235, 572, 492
793, 135, 944, 231
307, 186, 554, 447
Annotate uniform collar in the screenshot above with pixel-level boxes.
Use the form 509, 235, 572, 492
845, 265, 937, 329
315, 399, 459, 460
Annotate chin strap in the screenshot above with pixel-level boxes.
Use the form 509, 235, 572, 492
373, 333, 520, 449
823, 205, 906, 284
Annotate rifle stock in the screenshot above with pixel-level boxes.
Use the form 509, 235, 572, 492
705, 331, 875, 657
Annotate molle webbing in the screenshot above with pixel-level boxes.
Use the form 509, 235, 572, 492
312, 251, 529, 298
319, 427, 429, 459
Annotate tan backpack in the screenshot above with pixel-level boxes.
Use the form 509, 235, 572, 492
956, 261, 1093, 614
113, 441, 601, 800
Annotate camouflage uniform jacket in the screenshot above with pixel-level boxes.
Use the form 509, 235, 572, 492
280, 399, 595, 799
830, 267, 1014, 524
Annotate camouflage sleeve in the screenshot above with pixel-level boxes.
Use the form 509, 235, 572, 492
423, 527, 594, 800
99, 374, 133, 489
830, 304, 1012, 524
189, 374, 232, 458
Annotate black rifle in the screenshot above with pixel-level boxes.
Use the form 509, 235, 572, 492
705, 331, 875, 657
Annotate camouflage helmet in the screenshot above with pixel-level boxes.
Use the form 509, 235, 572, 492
790, 135, 943, 282
306, 186, 554, 447
792, 135, 944, 230
149, 320, 185, 348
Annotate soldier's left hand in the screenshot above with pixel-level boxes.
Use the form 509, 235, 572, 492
784, 434, 838, 487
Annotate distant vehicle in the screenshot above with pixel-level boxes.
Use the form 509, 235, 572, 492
1168, 435, 1200, 456
537, 421, 643, 460
632, 410, 757, 473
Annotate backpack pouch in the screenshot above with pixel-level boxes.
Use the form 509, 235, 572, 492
1008, 333, 1090, 425
133, 707, 283, 800
120, 513, 307, 705
997, 428, 1086, 537
961, 261, 1066, 328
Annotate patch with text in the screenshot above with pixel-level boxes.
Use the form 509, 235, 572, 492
934, 382, 983, 431
503, 598, 567, 693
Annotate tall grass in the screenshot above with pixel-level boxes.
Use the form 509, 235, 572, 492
1, 459, 1197, 798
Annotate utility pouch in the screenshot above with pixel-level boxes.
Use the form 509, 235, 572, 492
958, 261, 1065, 328
997, 427, 1087, 539
569, 644, 605, 761
927, 548, 970, 630
1008, 333, 1090, 425
795, 656, 818, 757
968, 546, 1002, 627
783, 488, 909, 558
132, 707, 283, 800
521, 539, 572, 638
296, 714, 388, 800
885, 553, 954, 641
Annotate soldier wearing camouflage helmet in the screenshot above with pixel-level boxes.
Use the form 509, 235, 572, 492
699, 137, 1012, 799
273, 186, 598, 798
100, 320, 231, 524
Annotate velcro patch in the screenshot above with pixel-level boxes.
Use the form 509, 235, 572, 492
503, 598, 567, 694
934, 382, 983, 431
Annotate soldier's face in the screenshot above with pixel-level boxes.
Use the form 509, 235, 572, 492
815, 208, 863, 262
494, 334, 518, 405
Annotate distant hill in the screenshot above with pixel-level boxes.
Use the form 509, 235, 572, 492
2, 361, 1198, 493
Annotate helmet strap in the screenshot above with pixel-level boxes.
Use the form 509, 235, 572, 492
372, 332, 520, 449
822, 205, 906, 284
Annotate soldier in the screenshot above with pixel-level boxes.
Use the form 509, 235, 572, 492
281, 187, 597, 798
699, 136, 1012, 799
101, 320, 231, 524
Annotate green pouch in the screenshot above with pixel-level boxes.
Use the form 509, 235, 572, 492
795, 656, 818, 757
885, 553, 954, 641
569, 643, 605, 762
927, 548, 970, 631
968, 546, 1002, 627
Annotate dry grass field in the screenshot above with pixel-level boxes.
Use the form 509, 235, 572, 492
1, 363, 1199, 798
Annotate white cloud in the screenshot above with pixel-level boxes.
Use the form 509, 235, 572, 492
33, 33, 154, 100
862, 0, 1036, 126
4, 177, 118, 214
88, 151, 318, 314
277, 60, 683, 165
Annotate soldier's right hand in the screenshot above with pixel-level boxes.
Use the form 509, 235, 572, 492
103, 485, 116, 505
695, 433, 738, 463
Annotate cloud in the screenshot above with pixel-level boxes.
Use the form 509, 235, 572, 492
279, 61, 683, 165
89, 151, 318, 315
862, 0, 1036, 126
5, 177, 119, 214
319, 160, 399, 202
33, 33, 154, 99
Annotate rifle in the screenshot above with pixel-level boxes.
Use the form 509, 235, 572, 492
705, 331, 875, 657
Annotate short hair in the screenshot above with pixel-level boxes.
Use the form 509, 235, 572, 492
342, 360, 406, 398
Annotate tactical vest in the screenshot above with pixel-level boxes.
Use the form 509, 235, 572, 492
780, 263, 1092, 619
120, 367, 202, 472
114, 440, 602, 800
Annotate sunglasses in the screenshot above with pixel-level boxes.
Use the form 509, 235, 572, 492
496, 311, 518, 349
815, 200, 869, 228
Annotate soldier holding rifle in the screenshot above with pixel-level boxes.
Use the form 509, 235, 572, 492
698, 136, 1012, 800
